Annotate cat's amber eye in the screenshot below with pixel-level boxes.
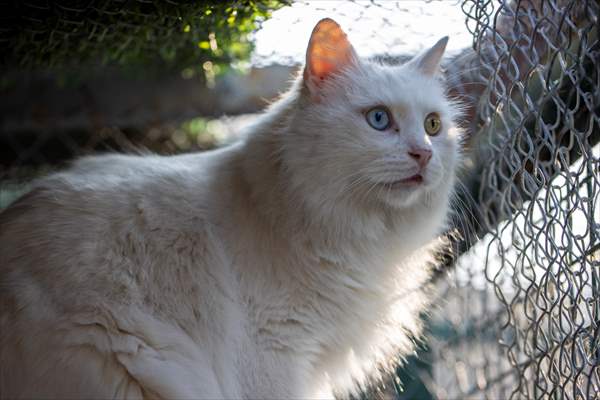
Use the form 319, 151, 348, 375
424, 113, 442, 136
365, 107, 391, 131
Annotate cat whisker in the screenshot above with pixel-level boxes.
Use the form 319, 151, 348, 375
447, 180, 482, 252
454, 179, 483, 232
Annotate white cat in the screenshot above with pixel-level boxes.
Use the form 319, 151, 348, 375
0, 18, 461, 399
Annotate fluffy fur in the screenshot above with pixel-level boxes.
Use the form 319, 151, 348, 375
0, 19, 461, 399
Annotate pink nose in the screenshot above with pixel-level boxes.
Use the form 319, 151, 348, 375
408, 148, 432, 168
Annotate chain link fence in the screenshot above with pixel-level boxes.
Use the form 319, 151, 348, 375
429, 0, 599, 398
0, 1, 598, 399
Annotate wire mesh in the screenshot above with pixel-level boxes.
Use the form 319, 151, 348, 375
431, 0, 599, 398
0, 1, 598, 399
0, 0, 286, 68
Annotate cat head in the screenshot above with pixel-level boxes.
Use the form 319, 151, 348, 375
281, 18, 461, 213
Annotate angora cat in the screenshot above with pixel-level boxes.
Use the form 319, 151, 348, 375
0, 18, 460, 399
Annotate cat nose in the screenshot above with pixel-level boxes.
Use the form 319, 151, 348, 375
408, 148, 432, 168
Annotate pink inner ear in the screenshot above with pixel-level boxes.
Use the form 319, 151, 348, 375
306, 19, 354, 82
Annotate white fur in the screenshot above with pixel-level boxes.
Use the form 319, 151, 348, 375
0, 26, 460, 399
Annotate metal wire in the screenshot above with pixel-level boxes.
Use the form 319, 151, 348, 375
432, 0, 599, 398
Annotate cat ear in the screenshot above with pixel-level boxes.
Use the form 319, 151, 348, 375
303, 18, 357, 93
409, 36, 448, 76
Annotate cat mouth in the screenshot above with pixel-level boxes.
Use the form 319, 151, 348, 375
378, 174, 424, 189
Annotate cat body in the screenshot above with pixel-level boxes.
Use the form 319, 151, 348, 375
0, 19, 460, 398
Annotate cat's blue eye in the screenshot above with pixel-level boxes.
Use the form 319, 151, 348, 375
365, 107, 391, 131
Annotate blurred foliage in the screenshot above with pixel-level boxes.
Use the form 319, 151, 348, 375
0, 0, 290, 75
175, 116, 232, 150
